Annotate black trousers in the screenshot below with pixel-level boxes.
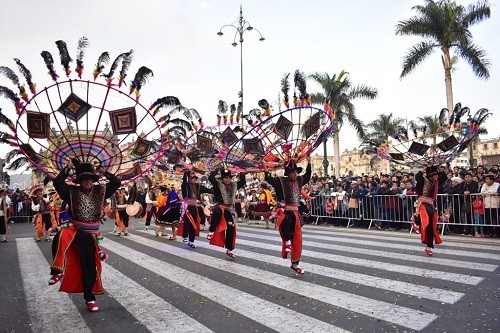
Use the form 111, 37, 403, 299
281, 210, 297, 243
118, 210, 129, 227
76, 229, 97, 302
182, 205, 201, 242
281, 210, 300, 265
42, 213, 52, 231
145, 206, 157, 226
209, 206, 236, 251
423, 203, 435, 248
50, 232, 61, 275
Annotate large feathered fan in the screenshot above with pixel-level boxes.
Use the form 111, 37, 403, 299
0, 38, 177, 184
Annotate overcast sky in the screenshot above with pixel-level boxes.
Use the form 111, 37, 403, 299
0, 0, 498, 159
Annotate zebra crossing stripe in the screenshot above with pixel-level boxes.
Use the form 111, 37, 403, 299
239, 229, 497, 272
130, 232, 437, 331
208, 238, 464, 304
236, 232, 483, 285
238, 225, 499, 260
101, 262, 214, 333
299, 227, 500, 252
16, 238, 92, 333
100, 238, 349, 333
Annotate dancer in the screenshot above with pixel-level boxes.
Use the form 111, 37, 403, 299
415, 165, 443, 256
115, 188, 130, 236
31, 185, 57, 242
207, 167, 246, 258
178, 169, 212, 248
144, 186, 157, 231
155, 185, 181, 238
265, 158, 311, 274
253, 181, 277, 229
50, 158, 120, 312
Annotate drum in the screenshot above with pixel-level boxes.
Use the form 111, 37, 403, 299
203, 204, 213, 217
104, 204, 115, 219
126, 202, 143, 217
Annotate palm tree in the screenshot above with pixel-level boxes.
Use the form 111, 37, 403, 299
417, 114, 442, 145
364, 113, 405, 142
395, 0, 491, 115
310, 70, 378, 177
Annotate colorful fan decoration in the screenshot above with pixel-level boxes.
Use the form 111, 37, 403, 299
361, 103, 491, 167
0, 38, 181, 183
221, 70, 335, 172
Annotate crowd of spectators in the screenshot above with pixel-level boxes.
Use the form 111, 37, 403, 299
300, 164, 500, 238
0, 188, 34, 223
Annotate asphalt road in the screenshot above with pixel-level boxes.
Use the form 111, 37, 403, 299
1, 218, 499, 333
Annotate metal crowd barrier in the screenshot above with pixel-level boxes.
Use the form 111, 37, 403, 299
308, 193, 500, 235
7, 200, 34, 223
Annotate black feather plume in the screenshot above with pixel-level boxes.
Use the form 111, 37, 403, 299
150, 96, 180, 109
4, 149, 20, 163
438, 108, 448, 127
169, 119, 193, 132
281, 73, 290, 107
76, 37, 89, 61
0, 66, 20, 86
6, 156, 29, 171
75, 36, 89, 78
105, 52, 128, 79
218, 100, 228, 114
55, 40, 73, 75
40, 51, 58, 81
93, 52, 110, 80
13, 58, 33, 88
294, 70, 307, 97
0, 86, 19, 103
118, 50, 134, 87
0, 108, 15, 131
130, 66, 153, 97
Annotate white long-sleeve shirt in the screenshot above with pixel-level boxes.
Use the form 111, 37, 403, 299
481, 182, 500, 208
31, 197, 50, 212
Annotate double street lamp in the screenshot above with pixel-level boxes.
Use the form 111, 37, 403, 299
217, 5, 265, 112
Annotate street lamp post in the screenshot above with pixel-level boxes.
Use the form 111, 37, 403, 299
217, 5, 265, 114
